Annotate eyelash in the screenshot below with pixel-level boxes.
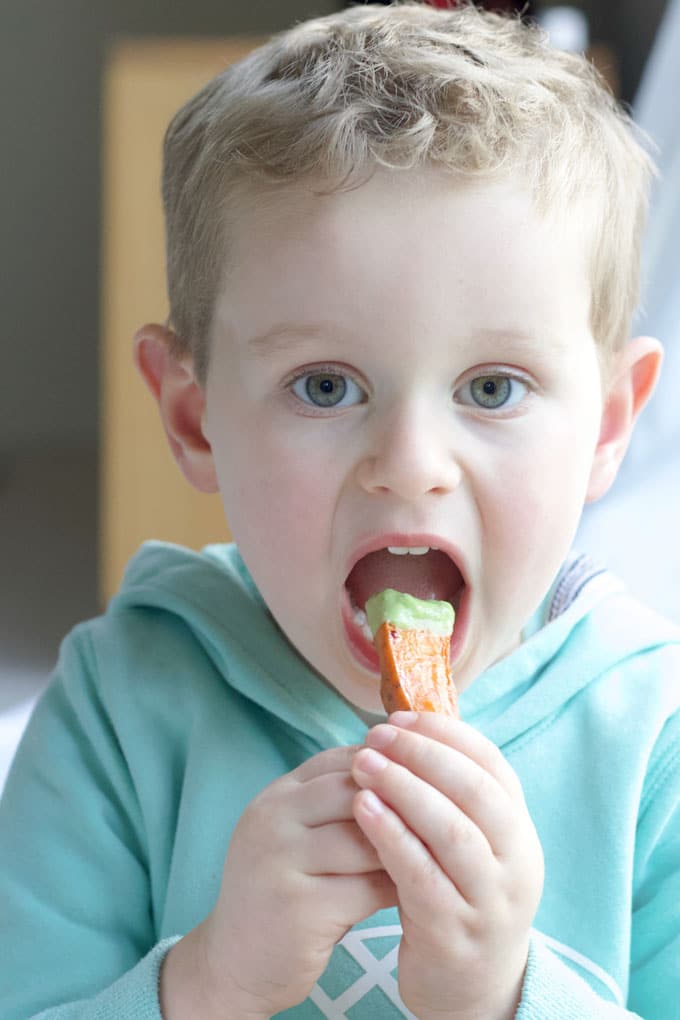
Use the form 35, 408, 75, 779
285, 364, 534, 415
286, 365, 368, 413
454, 369, 533, 413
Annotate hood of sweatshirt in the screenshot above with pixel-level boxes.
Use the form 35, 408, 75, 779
109, 541, 680, 753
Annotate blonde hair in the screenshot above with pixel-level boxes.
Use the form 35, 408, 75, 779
162, 0, 655, 384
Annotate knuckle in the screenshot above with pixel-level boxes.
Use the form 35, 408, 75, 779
241, 783, 291, 846
467, 761, 493, 803
240, 794, 273, 840
486, 743, 524, 799
400, 730, 441, 778
479, 739, 506, 779
404, 845, 442, 902
443, 806, 476, 847
419, 848, 444, 890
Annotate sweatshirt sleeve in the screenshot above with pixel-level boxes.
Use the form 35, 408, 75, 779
627, 714, 680, 1019
516, 936, 641, 1019
29, 940, 181, 1020
518, 714, 680, 1020
0, 625, 179, 1020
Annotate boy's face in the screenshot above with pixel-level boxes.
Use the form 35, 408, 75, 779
203, 169, 605, 712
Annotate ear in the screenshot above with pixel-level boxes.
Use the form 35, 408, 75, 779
586, 335, 663, 503
133, 323, 218, 493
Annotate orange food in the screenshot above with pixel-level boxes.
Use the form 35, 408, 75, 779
374, 621, 459, 717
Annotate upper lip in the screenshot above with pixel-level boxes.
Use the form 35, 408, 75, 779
344, 531, 469, 588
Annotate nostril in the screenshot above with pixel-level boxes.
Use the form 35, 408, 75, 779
356, 451, 462, 500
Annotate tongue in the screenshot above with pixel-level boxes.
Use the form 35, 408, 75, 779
346, 549, 461, 611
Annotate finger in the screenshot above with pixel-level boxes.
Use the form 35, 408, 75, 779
387, 712, 525, 803
362, 725, 517, 857
353, 789, 468, 923
292, 745, 361, 783
303, 820, 382, 875
352, 747, 495, 905
325, 869, 399, 929
297, 771, 360, 827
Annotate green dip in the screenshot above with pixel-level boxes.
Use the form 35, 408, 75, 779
365, 589, 455, 639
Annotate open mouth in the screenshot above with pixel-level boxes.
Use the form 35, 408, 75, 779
343, 544, 467, 670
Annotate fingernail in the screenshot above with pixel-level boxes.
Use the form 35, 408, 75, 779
354, 748, 388, 775
366, 724, 398, 750
389, 711, 417, 728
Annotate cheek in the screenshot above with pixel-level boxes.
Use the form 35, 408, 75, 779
478, 420, 599, 584
213, 424, 337, 572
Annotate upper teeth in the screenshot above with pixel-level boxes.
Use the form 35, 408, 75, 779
387, 546, 431, 555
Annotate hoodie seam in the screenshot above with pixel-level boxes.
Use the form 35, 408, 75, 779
639, 729, 680, 818
117, 593, 363, 750
502, 639, 680, 760
501, 705, 568, 757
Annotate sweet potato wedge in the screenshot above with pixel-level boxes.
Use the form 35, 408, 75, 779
365, 589, 459, 717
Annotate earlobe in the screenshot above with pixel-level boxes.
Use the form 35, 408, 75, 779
133, 323, 218, 494
586, 336, 663, 503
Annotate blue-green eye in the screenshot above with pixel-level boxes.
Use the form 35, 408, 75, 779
291, 370, 365, 408
459, 374, 528, 410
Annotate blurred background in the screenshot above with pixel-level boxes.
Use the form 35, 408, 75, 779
1, 0, 677, 788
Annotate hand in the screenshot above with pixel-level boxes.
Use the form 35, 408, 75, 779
192, 745, 397, 1018
351, 712, 544, 1020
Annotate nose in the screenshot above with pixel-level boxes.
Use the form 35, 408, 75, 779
356, 399, 462, 501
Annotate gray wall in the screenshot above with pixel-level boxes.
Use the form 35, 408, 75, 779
0, 0, 336, 457
0, 0, 667, 457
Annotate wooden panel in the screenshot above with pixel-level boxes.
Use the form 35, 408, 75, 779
100, 37, 263, 604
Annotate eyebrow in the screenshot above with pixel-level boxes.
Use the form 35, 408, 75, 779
244, 323, 563, 355
469, 327, 542, 348
471, 327, 574, 359
245, 322, 333, 354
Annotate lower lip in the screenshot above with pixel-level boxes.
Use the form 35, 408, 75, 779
341, 587, 469, 675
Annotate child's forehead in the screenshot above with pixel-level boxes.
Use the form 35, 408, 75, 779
223, 167, 594, 275
211, 168, 595, 365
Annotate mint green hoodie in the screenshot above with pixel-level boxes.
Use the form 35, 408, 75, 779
1, 542, 679, 1019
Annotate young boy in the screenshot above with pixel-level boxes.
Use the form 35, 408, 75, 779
1, 3, 678, 1018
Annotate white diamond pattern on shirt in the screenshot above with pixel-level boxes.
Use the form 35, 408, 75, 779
308, 925, 417, 1018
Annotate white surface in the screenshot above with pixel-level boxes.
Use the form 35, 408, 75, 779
0, 689, 40, 793
577, 0, 680, 626
578, 458, 680, 623
537, 7, 589, 52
